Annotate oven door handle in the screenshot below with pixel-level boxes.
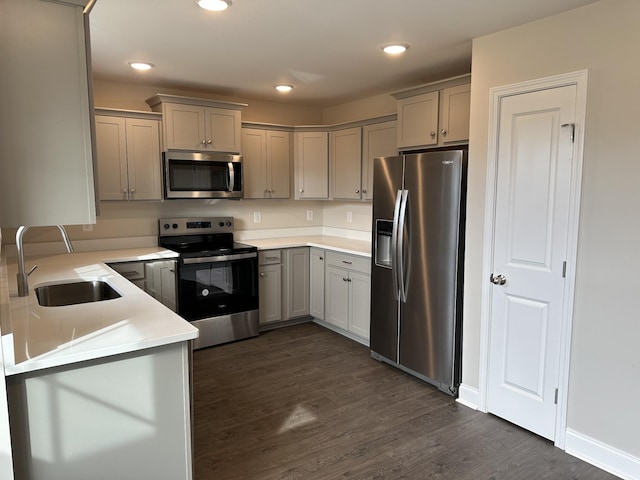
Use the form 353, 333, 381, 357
182, 252, 257, 264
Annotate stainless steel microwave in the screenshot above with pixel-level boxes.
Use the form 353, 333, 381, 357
163, 151, 243, 199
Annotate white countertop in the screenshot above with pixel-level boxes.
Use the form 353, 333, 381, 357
0, 236, 370, 377
244, 235, 371, 257
1, 247, 197, 376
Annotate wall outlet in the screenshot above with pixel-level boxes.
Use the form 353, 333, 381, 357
253, 211, 262, 224
306, 209, 313, 221
346, 211, 353, 223
82, 224, 93, 232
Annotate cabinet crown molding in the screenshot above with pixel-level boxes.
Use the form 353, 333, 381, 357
391, 73, 471, 100
94, 108, 162, 120
145, 93, 247, 111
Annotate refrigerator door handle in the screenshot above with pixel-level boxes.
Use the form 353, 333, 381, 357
391, 189, 403, 301
397, 189, 410, 303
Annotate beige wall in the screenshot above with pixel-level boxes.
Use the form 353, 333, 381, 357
93, 79, 324, 125
466, 0, 640, 457
322, 92, 396, 125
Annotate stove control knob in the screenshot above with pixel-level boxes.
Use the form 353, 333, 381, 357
163, 223, 170, 230
172, 223, 178, 229
226, 221, 232, 227
219, 221, 225, 227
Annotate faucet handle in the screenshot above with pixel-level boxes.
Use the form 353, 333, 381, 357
27, 265, 38, 276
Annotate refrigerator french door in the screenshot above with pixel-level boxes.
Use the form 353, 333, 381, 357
370, 149, 466, 396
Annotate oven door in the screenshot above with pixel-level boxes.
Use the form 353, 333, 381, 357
177, 252, 258, 321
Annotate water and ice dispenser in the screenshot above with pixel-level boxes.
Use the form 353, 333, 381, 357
374, 219, 393, 268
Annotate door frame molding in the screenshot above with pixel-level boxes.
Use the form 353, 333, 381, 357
477, 70, 588, 448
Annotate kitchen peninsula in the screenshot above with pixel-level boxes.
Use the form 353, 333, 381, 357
0, 247, 197, 480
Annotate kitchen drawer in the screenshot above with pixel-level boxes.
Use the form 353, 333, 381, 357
258, 250, 282, 265
110, 261, 145, 281
325, 251, 370, 274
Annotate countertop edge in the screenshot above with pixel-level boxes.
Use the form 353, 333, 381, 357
2, 247, 196, 377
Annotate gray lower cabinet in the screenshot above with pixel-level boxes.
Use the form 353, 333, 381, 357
283, 247, 310, 319
323, 251, 371, 343
258, 250, 283, 325
7, 342, 193, 480
258, 248, 310, 327
109, 260, 177, 312
309, 248, 325, 319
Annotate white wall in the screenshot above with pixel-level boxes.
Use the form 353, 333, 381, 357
465, 0, 640, 458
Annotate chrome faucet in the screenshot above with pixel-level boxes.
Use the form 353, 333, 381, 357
16, 225, 74, 297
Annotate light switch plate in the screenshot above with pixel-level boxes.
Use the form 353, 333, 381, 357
253, 211, 262, 224
306, 209, 313, 221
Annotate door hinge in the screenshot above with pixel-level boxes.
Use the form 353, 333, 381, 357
554, 388, 559, 405
562, 261, 567, 278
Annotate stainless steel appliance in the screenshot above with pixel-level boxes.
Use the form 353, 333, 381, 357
370, 148, 467, 396
159, 217, 258, 349
163, 151, 243, 199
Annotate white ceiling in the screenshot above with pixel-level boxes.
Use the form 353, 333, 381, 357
89, 0, 599, 107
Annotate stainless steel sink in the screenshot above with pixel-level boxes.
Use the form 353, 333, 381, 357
35, 280, 121, 307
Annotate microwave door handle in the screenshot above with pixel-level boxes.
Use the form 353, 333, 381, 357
227, 162, 235, 192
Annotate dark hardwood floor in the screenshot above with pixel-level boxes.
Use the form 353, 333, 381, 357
193, 322, 616, 480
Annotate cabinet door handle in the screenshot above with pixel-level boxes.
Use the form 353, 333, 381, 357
260, 272, 265, 277
207, 140, 212, 144
342, 260, 352, 265
430, 131, 436, 139
201, 140, 207, 145
119, 271, 140, 277
362, 189, 367, 194
441, 129, 448, 137
343, 277, 349, 282
299, 188, 304, 193
265, 256, 279, 261
319, 257, 323, 261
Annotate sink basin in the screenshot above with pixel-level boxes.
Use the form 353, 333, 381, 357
35, 280, 121, 307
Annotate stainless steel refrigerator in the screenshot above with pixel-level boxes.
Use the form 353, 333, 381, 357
370, 149, 466, 396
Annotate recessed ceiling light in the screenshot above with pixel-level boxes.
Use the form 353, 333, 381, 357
196, 0, 231, 11
275, 85, 294, 93
382, 44, 409, 55
128, 62, 154, 71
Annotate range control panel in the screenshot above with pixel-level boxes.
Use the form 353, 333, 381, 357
159, 217, 234, 236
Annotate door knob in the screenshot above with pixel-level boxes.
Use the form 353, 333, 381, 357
490, 273, 507, 285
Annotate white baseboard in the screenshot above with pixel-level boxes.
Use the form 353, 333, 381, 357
565, 429, 640, 480
456, 383, 479, 410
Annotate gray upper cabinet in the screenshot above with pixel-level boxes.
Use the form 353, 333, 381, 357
361, 121, 397, 201
294, 131, 329, 200
95, 110, 163, 201
0, 0, 96, 227
146, 94, 246, 153
394, 75, 471, 151
242, 127, 291, 199
330, 127, 362, 200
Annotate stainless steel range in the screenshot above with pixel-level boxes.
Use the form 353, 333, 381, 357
159, 217, 259, 349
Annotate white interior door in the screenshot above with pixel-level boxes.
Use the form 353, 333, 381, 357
487, 84, 577, 441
